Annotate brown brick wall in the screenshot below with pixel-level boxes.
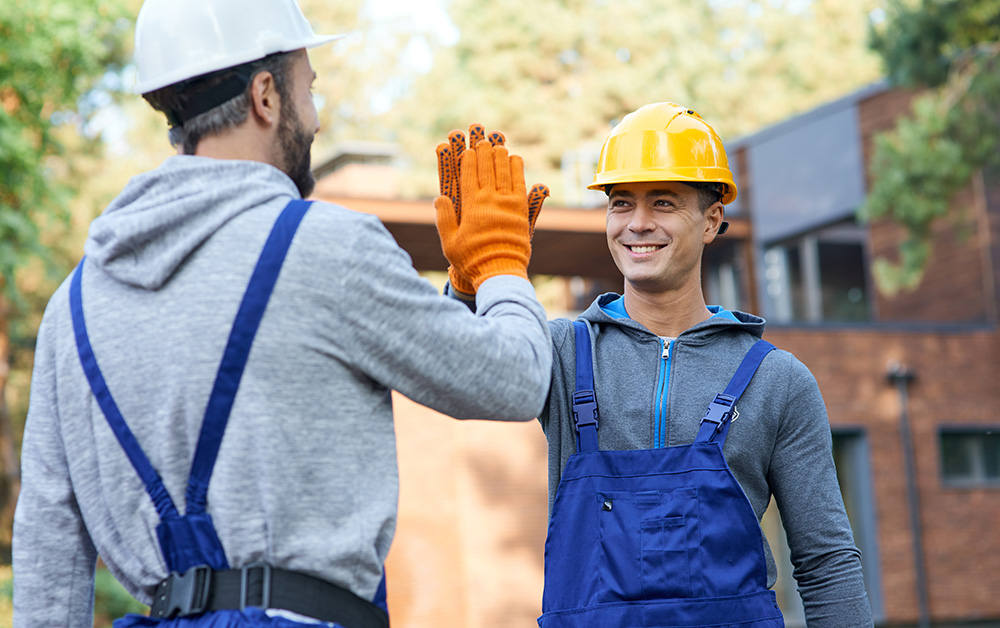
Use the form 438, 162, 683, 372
386, 395, 548, 628
858, 87, 997, 324
765, 326, 1000, 624
868, 187, 994, 324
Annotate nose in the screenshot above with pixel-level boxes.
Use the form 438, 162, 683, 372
627, 205, 656, 233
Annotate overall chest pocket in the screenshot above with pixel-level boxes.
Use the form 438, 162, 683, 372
597, 486, 699, 602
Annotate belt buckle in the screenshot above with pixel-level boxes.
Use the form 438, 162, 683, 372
156, 564, 211, 618
240, 563, 272, 610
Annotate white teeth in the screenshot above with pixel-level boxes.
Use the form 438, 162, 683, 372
630, 245, 661, 253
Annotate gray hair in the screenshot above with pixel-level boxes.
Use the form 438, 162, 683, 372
143, 52, 295, 155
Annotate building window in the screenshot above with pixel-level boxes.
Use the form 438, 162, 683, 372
940, 429, 1000, 486
704, 240, 750, 313
762, 219, 871, 323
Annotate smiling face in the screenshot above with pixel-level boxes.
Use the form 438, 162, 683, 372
606, 180, 724, 296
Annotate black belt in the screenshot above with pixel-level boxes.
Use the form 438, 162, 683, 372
149, 564, 389, 628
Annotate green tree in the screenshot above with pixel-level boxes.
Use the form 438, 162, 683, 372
860, 0, 1000, 294
387, 0, 884, 203
0, 0, 130, 551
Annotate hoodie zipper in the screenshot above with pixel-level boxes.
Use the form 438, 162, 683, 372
654, 338, 674, 448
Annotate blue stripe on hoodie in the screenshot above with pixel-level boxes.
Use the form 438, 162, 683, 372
599, 296, 740, 448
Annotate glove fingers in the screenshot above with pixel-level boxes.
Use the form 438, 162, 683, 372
446, 131, 465, 210
460, 142, 479, 196
448, 129, 467, 151
469, 123, 486, 147
488, 130, 505, 146
493, 145, 512, 192
475, 138, 495, 190
508, 154, 527, 198
527, 184, 550, 236
436, 143, 454, 200
434, 195, 459, 235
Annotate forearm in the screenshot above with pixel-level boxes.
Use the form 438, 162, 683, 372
341, 219, 551, 421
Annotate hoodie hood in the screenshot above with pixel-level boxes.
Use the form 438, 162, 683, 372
85, 155, 298, 289
578, 292, 766, 342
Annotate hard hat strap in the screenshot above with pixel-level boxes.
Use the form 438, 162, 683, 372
166, 67, 253, 128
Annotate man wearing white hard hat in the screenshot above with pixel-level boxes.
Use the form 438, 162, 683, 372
12, 1, 551, 626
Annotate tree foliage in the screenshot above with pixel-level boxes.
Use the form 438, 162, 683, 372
0, 0, 130, 307
861, 0, 1000, 294
387, 0, 884, 203
0, 0, 130, 556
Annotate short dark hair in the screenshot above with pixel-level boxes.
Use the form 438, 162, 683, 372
143, 52, 295, 154
684, 182, 725, 211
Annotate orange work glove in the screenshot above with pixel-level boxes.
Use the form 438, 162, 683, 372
436, 124, 489, 298
435, 134, 542, 290
435, 125, 549, 295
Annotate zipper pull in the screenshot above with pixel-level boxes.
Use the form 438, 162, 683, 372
662, 340, 671, 360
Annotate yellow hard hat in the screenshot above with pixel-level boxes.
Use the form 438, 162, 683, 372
588, 102, 737, 205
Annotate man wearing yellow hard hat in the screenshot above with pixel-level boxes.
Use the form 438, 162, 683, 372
439, 103, 873, 628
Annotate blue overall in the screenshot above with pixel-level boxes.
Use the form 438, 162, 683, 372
70, 201, 387, 627
537, 321, 784, 628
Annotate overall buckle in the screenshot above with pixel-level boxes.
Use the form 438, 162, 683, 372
156, 564, 212, 618
701, 393, 737, 431
240, 563, 272, 610
572, 390, 598, 430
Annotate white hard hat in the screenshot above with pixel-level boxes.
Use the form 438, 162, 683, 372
133, 0, 343, 95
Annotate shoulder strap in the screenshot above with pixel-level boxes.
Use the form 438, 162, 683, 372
70, 200, 312, 521
571, 320, 599, 452
185, 199, 310, 512
695, 339, 776, 445
71, 261, 180, 520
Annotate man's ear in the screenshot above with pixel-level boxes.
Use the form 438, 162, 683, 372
703, 202, 725, 243
249, 70, 280, 126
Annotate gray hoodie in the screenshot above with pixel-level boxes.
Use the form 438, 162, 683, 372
540, 294, 873, 628
13, 155, 552, 627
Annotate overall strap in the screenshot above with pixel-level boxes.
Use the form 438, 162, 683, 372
71, 261, 180, 521
571, 320, 599, 452
696, 339, 775, 445
69, 200, 311, 523
185, 199, 311, 513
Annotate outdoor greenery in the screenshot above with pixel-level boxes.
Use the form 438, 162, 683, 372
2, 0, 991, 622
0, 0, 130, 557
388, 0, 885, 202
861, 0, 1000, 293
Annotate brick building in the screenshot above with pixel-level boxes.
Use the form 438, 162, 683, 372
313, 82, 1000, 627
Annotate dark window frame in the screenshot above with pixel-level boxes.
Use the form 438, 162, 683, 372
938, 426, 1000, 488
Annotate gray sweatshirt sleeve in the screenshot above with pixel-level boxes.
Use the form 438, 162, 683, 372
768, 359, 873, 627
13, 310, 100, 628
329, 215, 551, 420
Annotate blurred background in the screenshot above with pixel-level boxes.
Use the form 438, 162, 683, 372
1, 0, 998, 626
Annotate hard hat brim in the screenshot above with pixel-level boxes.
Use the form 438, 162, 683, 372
588, 168, 737, 205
